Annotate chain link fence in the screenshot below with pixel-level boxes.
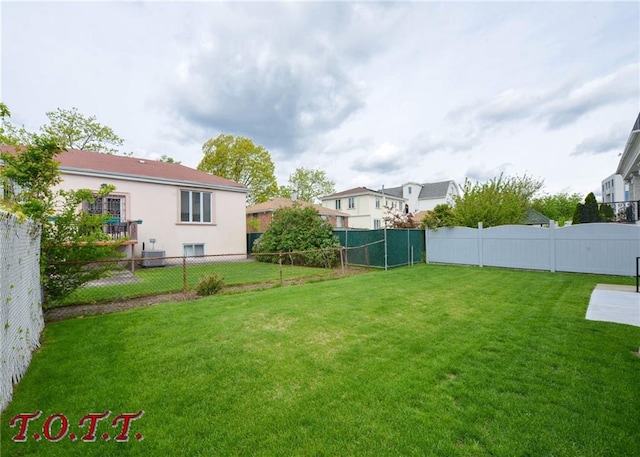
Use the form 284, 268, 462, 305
46, 231, 426, 310
1, 210, 43, 412
49, 249, 362, 308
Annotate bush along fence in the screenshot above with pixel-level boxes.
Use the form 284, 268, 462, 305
1, 211, 43, 412
248, 229, 426, 269
426, 222, 640, 276
47, 249, 357, 309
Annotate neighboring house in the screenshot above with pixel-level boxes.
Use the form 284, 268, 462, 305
600, 173, 626, 203
2, 147, 248, 258
615, 111, 640, 201
246, 197, 349, 233
320, 187, 406, 230
383, 180, 460, 213
524, 208, 551, 227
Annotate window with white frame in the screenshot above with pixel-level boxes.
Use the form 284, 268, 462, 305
374, 219, 381, 229
335, 199, 341, 210
375, 197, 381, 209
348, 197, 355, 209
184, 243, 205, 257
180, 190, 212, 223
408, 186, 412, 194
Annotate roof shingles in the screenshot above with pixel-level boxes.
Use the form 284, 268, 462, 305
247, 197, 349, 217
57, 149, 245, 190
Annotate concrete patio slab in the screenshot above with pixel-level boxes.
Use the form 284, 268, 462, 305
586, 284, 640, 327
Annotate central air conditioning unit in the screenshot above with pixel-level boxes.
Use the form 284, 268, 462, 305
141, 250, 166, 267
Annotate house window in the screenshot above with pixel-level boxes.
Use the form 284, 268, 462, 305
180, 190, 212, 223
374, 219, 381, 229
184, 243, 205, 257
348, 197, 355, 209
336, 216, 344, 228
408, 186, 412, 195
87, 194, 125, 221
375, 197, 381, 209
335, 199, 341, 210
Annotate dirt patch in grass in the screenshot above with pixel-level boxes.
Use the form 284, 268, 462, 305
44, 267, 369, 322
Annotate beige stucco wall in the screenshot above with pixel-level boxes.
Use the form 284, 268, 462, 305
55, 173, 247, 258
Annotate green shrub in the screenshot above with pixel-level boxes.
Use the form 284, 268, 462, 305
195, 273, 225, 296
598, 203, 615, 222
573, 192, 600, 224
252, 204, 341, 268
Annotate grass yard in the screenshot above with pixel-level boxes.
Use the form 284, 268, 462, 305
2, 264, 639, 456
54, 260, 340, 307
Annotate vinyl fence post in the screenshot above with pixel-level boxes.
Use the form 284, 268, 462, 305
425, 227, 429, 264
549, 220, 557, 273
478, 222, 484, 268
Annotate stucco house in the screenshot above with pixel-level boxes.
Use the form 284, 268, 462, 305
28, 148, 247, 258
382, 180, 460, 213
246, 197, 349, 233
320, 187, 406, 230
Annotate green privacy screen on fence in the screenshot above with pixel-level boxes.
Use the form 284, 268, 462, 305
335, 229, 425, 268
247, 233, 263, 254
248, 229, 425, 269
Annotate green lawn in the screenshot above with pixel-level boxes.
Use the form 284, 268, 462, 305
2, 264, 639, 456
54, 260, 341, 307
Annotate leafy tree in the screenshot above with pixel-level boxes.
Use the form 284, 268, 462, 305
453, 174, 544, 228
277, 185, 293, 199
0, 136, 61, 216
280, 167, 335, 203
0, 102, 32, 145
420, 204, 456, 229
41, 107, 124, 153
157, 154, 181, 164
382, 204, 419, 228
40, 187, 124, 303
252, 205, 341, 267
531, 192, 582, 226
1, 107, 124, 305
198, 134, 278, 205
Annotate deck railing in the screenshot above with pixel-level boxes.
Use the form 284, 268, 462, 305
105, 220, 138, 240
599, 200, 639, 223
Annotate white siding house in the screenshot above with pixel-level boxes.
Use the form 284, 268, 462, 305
321, 187, 406, 230
381, 180, 460, 213
601, 173, 626, 203
615, 112, 640, 201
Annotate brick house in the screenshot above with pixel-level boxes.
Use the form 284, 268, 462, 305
246, 197, 349, 233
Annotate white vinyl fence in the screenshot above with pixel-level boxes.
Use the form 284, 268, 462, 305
426, 222, 640, 276
0, 210, 43, 411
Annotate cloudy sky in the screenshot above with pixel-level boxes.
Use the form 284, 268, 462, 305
2, 1, 639, 197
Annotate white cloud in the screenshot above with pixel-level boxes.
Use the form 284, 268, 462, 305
572, 123, 630, 156
355, 142, 403, 173
2, 1, 638, 197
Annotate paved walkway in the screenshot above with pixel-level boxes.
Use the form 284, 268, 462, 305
586, 284, 640, 327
